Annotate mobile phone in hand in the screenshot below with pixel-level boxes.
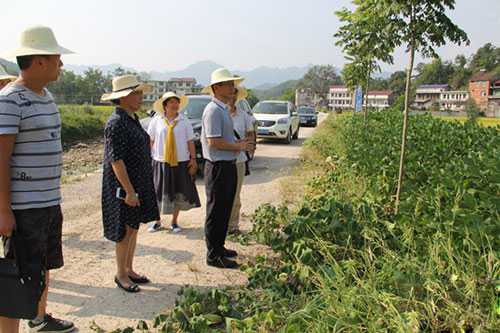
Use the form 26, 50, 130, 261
116, 188, 127, 200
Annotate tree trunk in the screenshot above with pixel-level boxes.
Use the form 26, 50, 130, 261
395, 43, 415, 214
364, 64, 371, 126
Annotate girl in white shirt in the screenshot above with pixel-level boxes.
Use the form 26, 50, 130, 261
147, 92, 201, 233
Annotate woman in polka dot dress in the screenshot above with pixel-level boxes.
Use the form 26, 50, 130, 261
101, 75, 159, 293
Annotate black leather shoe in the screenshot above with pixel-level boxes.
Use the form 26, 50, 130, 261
206, 256, 239, 269
223, 248, 238, 258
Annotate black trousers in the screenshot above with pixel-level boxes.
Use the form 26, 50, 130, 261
204, 160, 237, 259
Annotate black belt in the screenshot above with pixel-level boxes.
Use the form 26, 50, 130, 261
205, 159, 236, 165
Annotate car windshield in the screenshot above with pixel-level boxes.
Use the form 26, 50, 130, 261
253, 102, 288, 115
298, 107, 315, 114
183, 98, 211, 120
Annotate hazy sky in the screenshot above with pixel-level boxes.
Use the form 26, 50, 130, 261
1, 0, 499, 72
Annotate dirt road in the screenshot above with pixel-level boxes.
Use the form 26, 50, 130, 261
45, 117, 323, 332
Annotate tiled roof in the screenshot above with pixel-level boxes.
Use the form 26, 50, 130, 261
169, 77, 196, 82
418, 84, 449, 89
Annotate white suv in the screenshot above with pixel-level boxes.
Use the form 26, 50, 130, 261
253, 101, 300, 144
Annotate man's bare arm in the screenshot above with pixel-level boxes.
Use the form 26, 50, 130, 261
0, 135, 16, 236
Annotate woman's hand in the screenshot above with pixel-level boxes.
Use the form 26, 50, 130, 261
125, 191, 140, 207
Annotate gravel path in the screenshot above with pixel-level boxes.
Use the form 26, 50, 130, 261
43, 117, 324, 332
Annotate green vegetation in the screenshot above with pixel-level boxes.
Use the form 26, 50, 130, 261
49, 67, 142, 105
59, 104, 151, 147
103, 109, 499, 332
465, 99, 483, 124
435, 115, 500, 128
60, 105, 114, 146
299, 65, 342, 101
336, 1, 396, 123
370, 43, 500, 94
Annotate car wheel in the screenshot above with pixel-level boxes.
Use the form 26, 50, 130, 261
285, 128, 292, 144
292, 125, 299, 139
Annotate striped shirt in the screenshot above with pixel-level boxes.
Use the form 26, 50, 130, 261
0, 83, 62, 210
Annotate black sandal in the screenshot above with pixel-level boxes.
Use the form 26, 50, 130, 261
129, 275, 150, 284
114, 277, 140, 293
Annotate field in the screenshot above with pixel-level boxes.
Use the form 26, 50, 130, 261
59, 104, 149, 147
105, 108, 499, 332
435, 115, 500, 127
59, 104, 114, 147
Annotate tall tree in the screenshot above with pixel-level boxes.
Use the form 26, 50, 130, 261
299, 65, 342, 103
380, 0, 469, 212
388, 71, 407, 97
449, 54, 472, 89
335, 0, 396, 123
469, 43, 499, 73
415, 57, 455, 86
49, 70, 79, 104
81, 68, 110, 104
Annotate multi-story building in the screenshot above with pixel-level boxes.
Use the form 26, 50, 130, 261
169, 77, 197, 96
469, 70, 500, 116
143, 80, 170, 103
469, 70, 494, 110
143, 77, 198, 103
439, 90, 469, 111
414, 84, 449, 110
364, 91, 394, 109
329, 86, 354, 111
329, 86, 395, 111
486, 78, 500, 117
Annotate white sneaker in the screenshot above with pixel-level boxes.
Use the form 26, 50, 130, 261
170, 224, 182, 233
148, 223, 162, 233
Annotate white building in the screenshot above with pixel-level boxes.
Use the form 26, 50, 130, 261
143, 77, 199, 103
144, 80, 170, 103
328, 86, 395, 111
439, 91, 469, 111
364, 91, 394, 109
169, 78, 198, 96
329, 86, 353, 111
414, 84, 449, 110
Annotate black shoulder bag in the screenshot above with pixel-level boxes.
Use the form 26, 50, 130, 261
233, 130, 251, 176
0, 235, 46, 319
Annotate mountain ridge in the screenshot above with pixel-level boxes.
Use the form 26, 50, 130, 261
0, 58, 312, 89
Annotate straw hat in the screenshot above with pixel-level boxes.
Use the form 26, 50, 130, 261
153, 92, 188, 115
6, 25, 74, 58
101, 75, 153, 101
202, 68, 244, 94
0, 65, 17, 82
235, 86, 248, 102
